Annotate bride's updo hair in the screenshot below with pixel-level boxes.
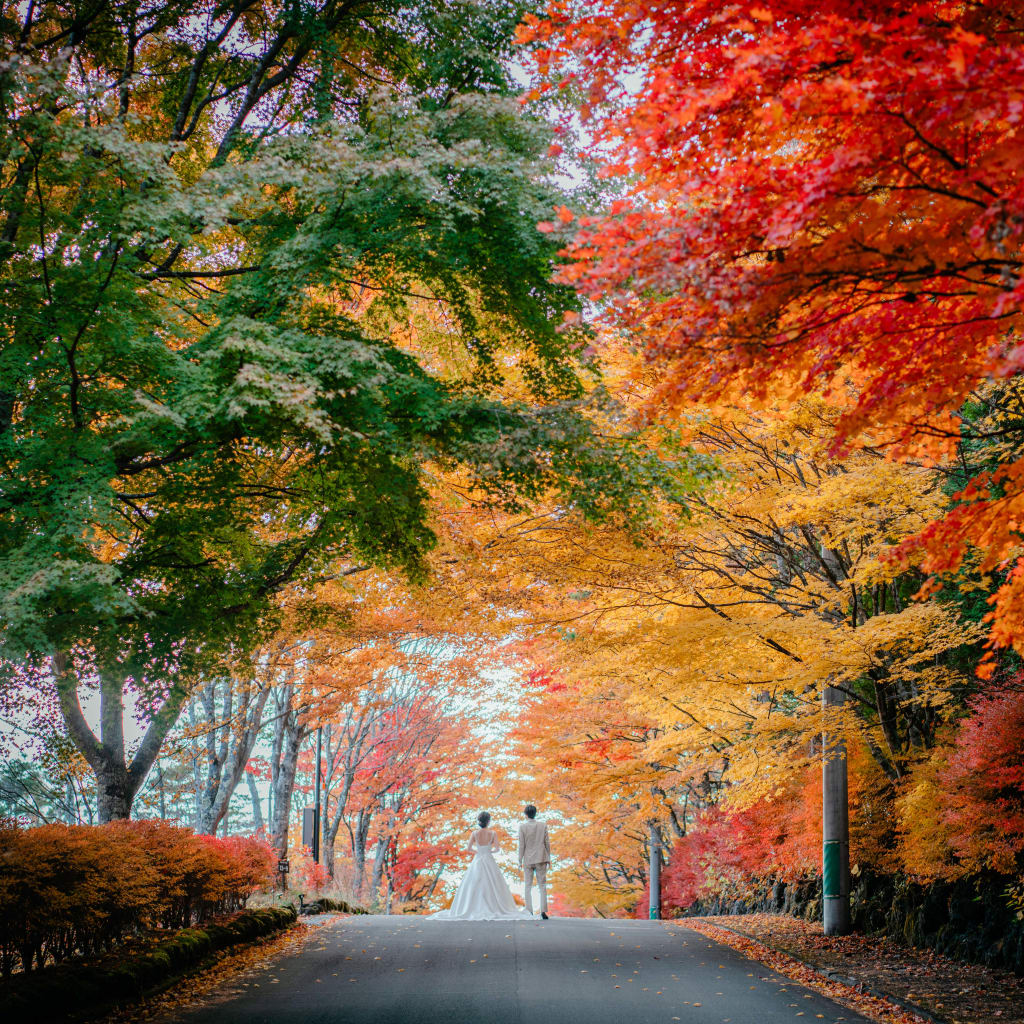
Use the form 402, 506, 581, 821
477, 811, 491, 828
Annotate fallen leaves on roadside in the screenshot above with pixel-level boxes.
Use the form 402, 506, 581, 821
97, 919, 331, 1024
685, 914, 1024, 1024
679, 919, 928, 1024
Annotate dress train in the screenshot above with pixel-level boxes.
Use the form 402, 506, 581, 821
428, 843, 532, 921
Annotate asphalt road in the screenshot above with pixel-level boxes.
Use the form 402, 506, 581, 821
175, 915, 872, 1024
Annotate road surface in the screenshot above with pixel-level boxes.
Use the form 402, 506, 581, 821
175, 915, 871, 1024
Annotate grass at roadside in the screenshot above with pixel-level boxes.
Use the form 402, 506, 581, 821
97, 918, 324, 1024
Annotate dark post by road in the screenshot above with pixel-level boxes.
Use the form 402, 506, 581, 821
648, 821, 661, 920
313, 725, 322, 863
822, 682, 850, 935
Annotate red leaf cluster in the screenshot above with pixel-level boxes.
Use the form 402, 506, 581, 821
289, 847, 332, 895
941, 679, 1024, 873
521, 0, 1024, 660
652, 772, 822, 914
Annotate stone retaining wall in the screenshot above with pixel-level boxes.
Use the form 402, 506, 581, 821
679, 869, 1023, 975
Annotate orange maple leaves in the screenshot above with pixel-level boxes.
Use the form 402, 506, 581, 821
0, 819, 274, 974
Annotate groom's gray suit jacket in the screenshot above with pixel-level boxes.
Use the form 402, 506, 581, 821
518, 819, 550, 866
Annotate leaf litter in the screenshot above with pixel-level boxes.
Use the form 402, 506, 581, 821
97, 917, 335, 1024
680, 915, 1023, 1024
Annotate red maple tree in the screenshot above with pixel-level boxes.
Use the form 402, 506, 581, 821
520, 1, 1024, 667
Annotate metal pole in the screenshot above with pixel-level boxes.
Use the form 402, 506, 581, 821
648, 821, 661, 920
822, 683, 850, 935
313, 725, 322, 864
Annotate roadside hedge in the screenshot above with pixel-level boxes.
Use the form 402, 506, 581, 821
0, 905, 296, 1023
0, 819, 274, 977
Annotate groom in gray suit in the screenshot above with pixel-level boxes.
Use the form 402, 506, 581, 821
518, 804, 551, 919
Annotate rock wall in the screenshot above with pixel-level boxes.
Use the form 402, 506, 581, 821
678, 869, 1023, 975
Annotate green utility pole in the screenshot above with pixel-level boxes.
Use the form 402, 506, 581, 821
648, 822, 661, 920
822, 683, 851, 934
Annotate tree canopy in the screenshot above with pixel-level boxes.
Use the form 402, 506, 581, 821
0, 0, 680, 819
520, 0, 1024, 671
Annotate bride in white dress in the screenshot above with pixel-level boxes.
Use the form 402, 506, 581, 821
428, 812, 533, 921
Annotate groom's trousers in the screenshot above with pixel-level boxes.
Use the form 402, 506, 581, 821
523, 862, 548, 914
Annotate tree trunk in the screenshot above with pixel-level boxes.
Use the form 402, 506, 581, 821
322, 709, 375, 880
267, 672, 307, 862
324, 766, 355, 879
351, 810, 372, 900
324, 830, 336, 878
184, 671, 273, 835
425, 865, 444, 900
871, 673, 906, 780
53, 651, 189, 823
96, 763, 134, 822
197, 678, 229, 833
156, 759, 166, 819
270, 721, 304, 860
370, 837, 386, 907
246, 770, 265, 833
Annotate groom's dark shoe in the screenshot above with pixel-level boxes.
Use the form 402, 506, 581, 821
541, 912, 549, 920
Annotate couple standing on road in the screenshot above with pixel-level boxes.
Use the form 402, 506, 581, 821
428, 804, 551, 921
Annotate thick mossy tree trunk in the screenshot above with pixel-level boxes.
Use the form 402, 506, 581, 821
53, 652, 188, 822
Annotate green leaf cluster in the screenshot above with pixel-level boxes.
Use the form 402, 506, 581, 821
0, 1, 689, 689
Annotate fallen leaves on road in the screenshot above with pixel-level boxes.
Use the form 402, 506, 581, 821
679, 919, 935, 1024
687, 914, 1024, 1024
97, 917, 336, 1024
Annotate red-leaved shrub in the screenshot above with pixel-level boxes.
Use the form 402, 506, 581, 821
0, 819, 273, 977
289, 847, 331, 896
942, 682, 1024, 875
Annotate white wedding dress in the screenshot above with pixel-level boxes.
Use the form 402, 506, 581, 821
428, 836, 533, 921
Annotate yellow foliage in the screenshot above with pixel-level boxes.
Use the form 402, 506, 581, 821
895, 748, 960, 882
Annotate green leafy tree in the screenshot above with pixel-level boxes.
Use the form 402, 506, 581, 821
0, 1, 670, 819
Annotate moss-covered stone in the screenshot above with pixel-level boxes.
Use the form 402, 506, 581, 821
296, 897, 369, 916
